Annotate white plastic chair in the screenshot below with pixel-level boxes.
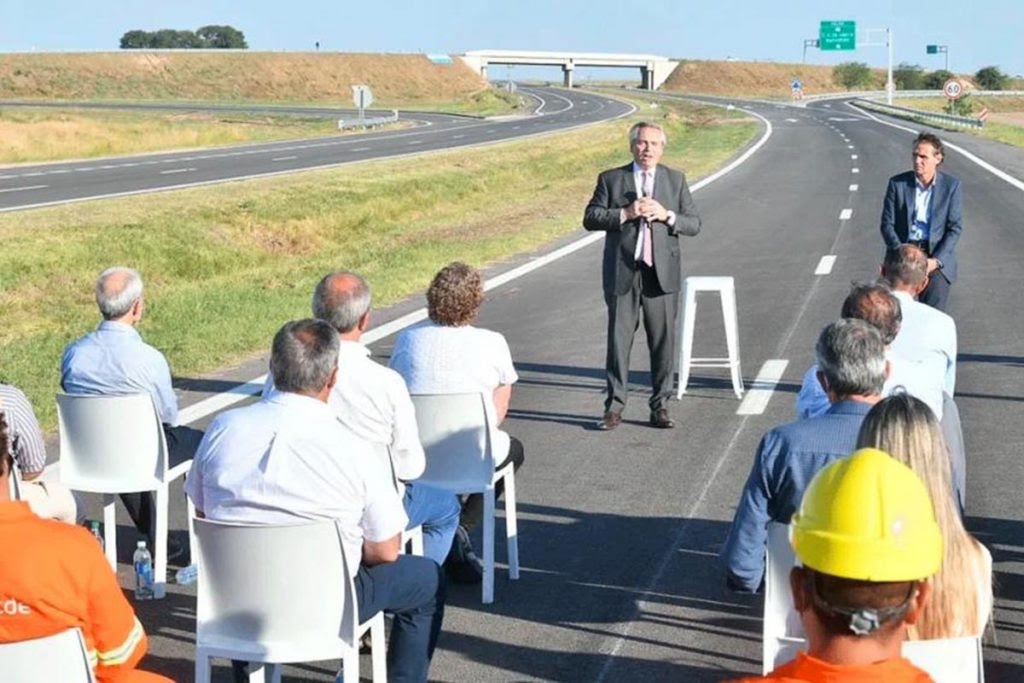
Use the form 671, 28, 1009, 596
8, 459, 23, 500
56, 393, 194, 599
763, 523, 985, 682
0, 627, 95, 682
378, 444, 424, 556
193, 517, 385, 683
676, 276, 744, 398
410, 392, 519, 604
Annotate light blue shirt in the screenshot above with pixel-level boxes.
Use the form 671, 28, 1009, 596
910, 177, 934, 242
60, 320, 179, 426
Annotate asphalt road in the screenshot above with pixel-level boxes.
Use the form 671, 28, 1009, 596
72, 93, 1024, 681
0, 87, 633, 211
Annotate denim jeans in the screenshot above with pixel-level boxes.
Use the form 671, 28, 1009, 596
403, 482, 461, 565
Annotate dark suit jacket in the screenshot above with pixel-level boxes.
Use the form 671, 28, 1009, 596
880, 169, 963, 282
583, 163, 700, 296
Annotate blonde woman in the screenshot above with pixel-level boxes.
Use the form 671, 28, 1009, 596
857, 393, 992, 639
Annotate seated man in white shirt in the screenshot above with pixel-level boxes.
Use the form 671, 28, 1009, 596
61, 267, 202, 547
389, 262, 525, 582
186, 319, 445, 682
262, 271, 461, 569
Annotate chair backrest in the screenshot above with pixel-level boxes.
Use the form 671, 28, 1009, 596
0, 627, 95, 682
763, 522, 805, 673
903, 635, 984, 683
763, 523, 986, 683
56, 393, 168, 493
409, 392, 495, 494
194, 517, 358, 659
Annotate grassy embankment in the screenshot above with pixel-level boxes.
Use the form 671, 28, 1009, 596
662, 60, 888, 99
0, 96, 758, 430
892, 96, 1024, 149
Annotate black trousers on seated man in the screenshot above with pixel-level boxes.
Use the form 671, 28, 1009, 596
233, 554, 446, 682
605, 263, 678, 413
120, 424, 203, 547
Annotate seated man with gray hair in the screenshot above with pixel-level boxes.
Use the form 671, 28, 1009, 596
187, 319, 445, 682
61, 267, 202, 548
721, 318, 888, 593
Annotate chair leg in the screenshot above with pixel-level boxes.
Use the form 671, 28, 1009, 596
153, 485, 169, 599
194, 650, 211, 683
268, 663, 282, 683
247, 662, 267, 683
721, 283, 744, 398
411, 526, 423, 556
503, 470, 520, 581
482, 487, 496, 604
676, 285, 698, 398
102, 494, 117, 571
370, 612, 387, 681
186, 494, 197, 571
341, 645, 359, 683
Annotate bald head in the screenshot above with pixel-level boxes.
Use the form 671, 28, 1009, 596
883, 245, 929, 293
312, 271, 372, 335
96, 266, 143, 321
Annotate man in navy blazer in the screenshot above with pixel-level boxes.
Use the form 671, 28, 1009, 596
880, 132, 962, 311
583, 122, 701, 430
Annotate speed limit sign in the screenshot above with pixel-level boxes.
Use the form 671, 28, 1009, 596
943, 79, 964, 100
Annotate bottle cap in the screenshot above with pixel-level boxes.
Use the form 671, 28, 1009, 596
136, 540, 147, 548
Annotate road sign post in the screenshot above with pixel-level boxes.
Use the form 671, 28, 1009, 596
819, 21, 856, 51
802, 38, 819, 63
927, 44, 949, 71
351, 85, 374, 121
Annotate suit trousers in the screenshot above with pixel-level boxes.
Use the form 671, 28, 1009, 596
921, 270, 951, 311
604, 263, 678, 413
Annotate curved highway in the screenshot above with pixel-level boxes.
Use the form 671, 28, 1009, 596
0, 87, 633, 212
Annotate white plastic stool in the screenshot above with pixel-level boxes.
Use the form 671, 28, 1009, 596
676, 276, 744, 398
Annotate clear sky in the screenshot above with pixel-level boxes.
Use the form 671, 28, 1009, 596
2, 1, 1022, 78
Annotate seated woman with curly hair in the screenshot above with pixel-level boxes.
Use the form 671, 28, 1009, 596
390, 261, 525, 583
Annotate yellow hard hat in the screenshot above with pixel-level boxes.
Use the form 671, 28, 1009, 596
791, 447, 942, 582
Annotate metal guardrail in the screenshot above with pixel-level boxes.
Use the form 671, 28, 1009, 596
851, 98, 984, 128
337, 110, 399, 129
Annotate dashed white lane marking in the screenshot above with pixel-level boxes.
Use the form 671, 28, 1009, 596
852, 168, 860, 174
271, 156, 298, 162
849, 184, 859, 191
737, 360, 790, 415
351, 147, 370, 152
839, 208, 853, 220
851, 154, 858, 159
451, 134, 465, 139
815, 255, 837, 275
159, 167, 196, 175
848, 145, 855, 149
0, 184, 47, 193
785, 118, 798, 123
407, 140, 423, 145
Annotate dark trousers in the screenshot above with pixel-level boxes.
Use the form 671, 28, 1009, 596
231, 554, 445, 683
604, 263, 678, 412
460, 436, 525, 530
920, 270, 951, 311
120, 424, 203, 543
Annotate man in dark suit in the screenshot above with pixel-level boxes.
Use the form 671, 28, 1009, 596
583, 121, 701, 431
880, 132, 962, 311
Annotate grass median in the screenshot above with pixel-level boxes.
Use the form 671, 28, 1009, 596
0, 96, 758, 430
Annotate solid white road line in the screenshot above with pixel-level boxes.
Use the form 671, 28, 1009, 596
0, 184, 47, 193
176, 100, 774, 428
815, 255, 837, 275
159, 167, 196, 175
839, 208, 853, 220
736, 360, 790, 415
849, 184, 859, 191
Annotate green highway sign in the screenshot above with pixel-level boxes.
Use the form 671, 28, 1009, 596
820, 20, 856, 51
927, 44, 939, 54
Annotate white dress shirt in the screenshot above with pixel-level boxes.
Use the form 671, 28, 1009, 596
263, 340, 425, 487
890, 290, 957, 396
389, 322, 518, 459
911, 177, 935, 242
184, 392, 407, 564
627, 163, 676, 262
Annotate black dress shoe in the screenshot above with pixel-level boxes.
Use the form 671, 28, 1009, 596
649, 408, 675, 429
597, 411, 623, 431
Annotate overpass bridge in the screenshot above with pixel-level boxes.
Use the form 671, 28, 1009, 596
459, 50, 678, 90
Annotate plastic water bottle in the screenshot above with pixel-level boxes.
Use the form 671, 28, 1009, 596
174, 564, 198, 585
89, 521, 104, 546
133, 541, 154, 601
